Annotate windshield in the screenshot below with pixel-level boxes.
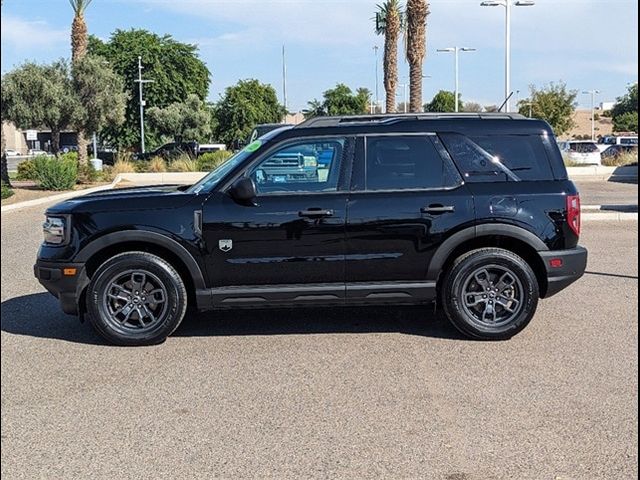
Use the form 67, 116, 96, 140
188, 126, 292, 194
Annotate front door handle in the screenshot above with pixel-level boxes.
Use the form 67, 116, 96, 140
421, 204, 455, 214
299, 208, 334, 218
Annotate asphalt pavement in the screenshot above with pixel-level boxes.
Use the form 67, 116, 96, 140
1, 202, 638, 480
576, 179, 638, 206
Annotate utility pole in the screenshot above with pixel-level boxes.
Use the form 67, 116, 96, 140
373, 45, 380, 112
134, 56, 154, 154
481, 0, 535, 112
282, 45, 288, 116
582, 89, 600, 141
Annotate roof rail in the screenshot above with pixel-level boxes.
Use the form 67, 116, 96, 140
296, 112, 527, 128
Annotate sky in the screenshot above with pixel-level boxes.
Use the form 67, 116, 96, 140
1, 0, 638, 112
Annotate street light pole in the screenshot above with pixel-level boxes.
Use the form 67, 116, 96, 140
134, 56, 154, 154
437, 47, 476, 112
481, 0, 535, 112
373, 45, 380, 112
582, 89, 600, 141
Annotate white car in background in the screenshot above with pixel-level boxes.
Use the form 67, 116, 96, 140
3, 149, 20, 156
597, 135, 639, 152
558, 141, 602, 165
27, 149, 49, 156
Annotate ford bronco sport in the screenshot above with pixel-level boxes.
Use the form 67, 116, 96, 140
35, 113, 588, 345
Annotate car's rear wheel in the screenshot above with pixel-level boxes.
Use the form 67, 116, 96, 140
86, 252, 187, 346
441, 248, 539, 340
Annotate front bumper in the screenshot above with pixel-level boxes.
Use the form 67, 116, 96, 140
539, 246, 588, 297
34, 260, 88, 315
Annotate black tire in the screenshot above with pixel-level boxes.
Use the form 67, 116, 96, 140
441, 248, 539, 340
86, 252, 188, 346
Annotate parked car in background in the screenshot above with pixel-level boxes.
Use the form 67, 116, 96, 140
597, 135, 639, 152
134, 141, 199, 160
558, 141, 602, 165
600, 144, 638, 162
61, 145, 78, 153
3, 149, 20, 157
28, 149, 49, 157
198, 143, 227, 155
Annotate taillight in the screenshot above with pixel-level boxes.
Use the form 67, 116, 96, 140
567, 194, 581, 236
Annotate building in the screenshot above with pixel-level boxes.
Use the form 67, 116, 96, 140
2, 122, 77, 154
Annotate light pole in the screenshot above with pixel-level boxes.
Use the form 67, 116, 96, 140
437, 47, 476, 112
480, 0, 535, 112
397, 83, 409, 113
134, 56, 154, 154
373, 45, 380, 112
582, 89, 600, 141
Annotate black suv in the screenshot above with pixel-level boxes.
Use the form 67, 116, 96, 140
35, 113, 587, 346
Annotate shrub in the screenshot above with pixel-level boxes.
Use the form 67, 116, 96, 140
147, 156, 168, 172
1, 181, 14, 199
169, 154, 199, 172
197, 150, 233, 171
77, 162, 99, 184
33, 155, 78, 190
111, 159, 137, 175
16, 159, 37, 180
601, 151, 638, 167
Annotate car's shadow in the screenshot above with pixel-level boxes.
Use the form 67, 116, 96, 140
1, 292, 466, 345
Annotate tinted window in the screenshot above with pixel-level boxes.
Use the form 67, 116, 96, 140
365, 136, 459, 190
472, 135, 554, 181
249, 139, 344, 194
619, 137, 638, 145
439, 133, 512, 182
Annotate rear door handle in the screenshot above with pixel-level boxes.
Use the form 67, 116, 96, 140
299, 208, 334, 218
421, 204, 455, 214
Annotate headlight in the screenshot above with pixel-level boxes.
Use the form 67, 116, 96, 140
43, 217, 65, 244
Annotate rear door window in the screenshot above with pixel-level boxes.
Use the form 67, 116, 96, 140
365, 135, 460, 190
568, 142, 598, 153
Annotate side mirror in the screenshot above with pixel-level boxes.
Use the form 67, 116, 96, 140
228, 177, 258, 206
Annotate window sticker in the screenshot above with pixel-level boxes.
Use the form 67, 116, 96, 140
244, 140, 262, 152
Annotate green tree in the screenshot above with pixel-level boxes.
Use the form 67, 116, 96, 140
212, 79, 285, 147
306, 84, 371, 118
613, 111, 638, 133
424, 90, 462, 112
72, 55, 128, 143
518, 82, 577, 136
1, 61, 81, 154
375, 0, 403, 113
611, 83, 638, 133
89, 30, 210, 150
1, 0, 9, 186
148, 94, 212, 143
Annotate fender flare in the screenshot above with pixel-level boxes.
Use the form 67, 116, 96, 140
426, 223, 548, 281
75, 230, 206, 290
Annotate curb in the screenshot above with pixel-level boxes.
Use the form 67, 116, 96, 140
1, 175, 122, 213
582, 212, 638, 221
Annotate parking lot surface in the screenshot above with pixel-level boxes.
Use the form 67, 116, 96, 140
1, 202, 638, 479
576, 179, 638, 206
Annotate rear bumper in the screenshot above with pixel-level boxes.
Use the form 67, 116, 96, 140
539, 246, 588, 297
34, 260, 88, 315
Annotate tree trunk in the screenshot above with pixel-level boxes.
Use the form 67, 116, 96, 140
1, 122, 10, 186
409, 61, 423, 113
384, 12, 399, 114
406, 0, 429, 113
51, 129, 61, 154
72, 14, 89, 165
77, 131, 89, 164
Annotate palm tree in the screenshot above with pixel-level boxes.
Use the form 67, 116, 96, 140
374, 0, 403, 114
405, 0, 429, 113
70, 0, 92, 165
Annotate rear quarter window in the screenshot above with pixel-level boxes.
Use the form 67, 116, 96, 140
471, 134, 554, 181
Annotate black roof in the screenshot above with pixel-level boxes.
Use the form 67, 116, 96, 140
281, 113, 553, 138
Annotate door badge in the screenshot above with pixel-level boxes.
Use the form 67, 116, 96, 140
218, 239, 233, 252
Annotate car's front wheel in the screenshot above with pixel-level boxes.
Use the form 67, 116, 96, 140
86, 252, 187, 346
441, 248, 539, 340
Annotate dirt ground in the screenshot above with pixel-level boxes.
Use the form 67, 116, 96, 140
1, 181, 109, 206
